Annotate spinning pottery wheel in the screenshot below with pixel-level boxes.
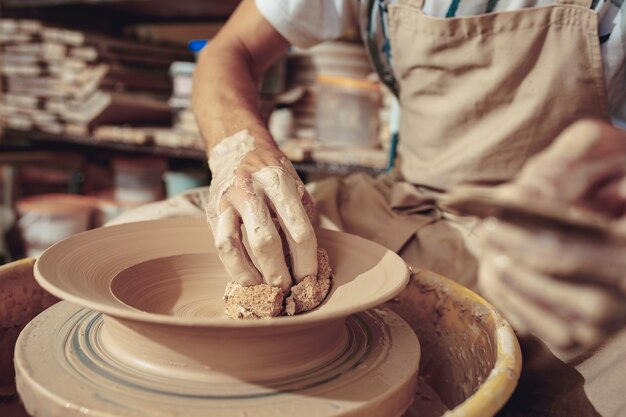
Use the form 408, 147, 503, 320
15, 218, 420, 417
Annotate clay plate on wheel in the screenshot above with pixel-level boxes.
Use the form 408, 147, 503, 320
34, 218, 411, 326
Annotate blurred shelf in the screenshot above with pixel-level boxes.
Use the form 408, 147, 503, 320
1, 0, 240, 23
2, 0, 122, 6
1, 128, 206, 160
0, 129, 387, 176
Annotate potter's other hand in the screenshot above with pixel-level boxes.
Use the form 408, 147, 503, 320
478, 219, 626, 351
478, 119, 626, 351
206, 129, 317, 292
515, 119, 626, 218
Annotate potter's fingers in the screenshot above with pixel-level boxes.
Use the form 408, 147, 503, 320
617, 209, 626, 242
279, 157, 317, 221
581, 175, 626, 218
488, 247, 622, 324
301, 189, 317, 223
479, 220, 626, 289
570, 321, 606, 349
230, 184, 292, 292
209, 206, 263, 287
516, 120, 626, 201
556, 120, 626, 203
479, 257, 530, 335
280, 156, 302, 183
490, 268, 572, 348
256, 167, 318, 282
482, 252, 607, 349
558, 158, 626, 205
503, 281, 605, 350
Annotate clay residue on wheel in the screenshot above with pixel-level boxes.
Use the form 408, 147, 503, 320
223, 248, 333, 319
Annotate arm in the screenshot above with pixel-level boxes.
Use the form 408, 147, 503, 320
192, 0, 288, 153
192, 0, 318, 292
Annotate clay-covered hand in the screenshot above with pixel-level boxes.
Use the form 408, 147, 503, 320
206, 129, 317, 292
478, 119, 626, 351
514, 119, 626, 218
478, 219, 626, 350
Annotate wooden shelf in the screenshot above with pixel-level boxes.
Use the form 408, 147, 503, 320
0, 129, 387, 176
2, 0, 240, 22
3, 0, 120, 6
1, 128, 206, 159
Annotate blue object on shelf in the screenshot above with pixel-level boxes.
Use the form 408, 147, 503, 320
188, 40, 208, 53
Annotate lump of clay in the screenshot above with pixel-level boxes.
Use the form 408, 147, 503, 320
224, 248, 333, 319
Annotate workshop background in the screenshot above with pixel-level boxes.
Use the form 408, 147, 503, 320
0, 0, 395, 263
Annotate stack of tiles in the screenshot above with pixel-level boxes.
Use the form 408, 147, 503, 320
152, 61, 204, 150
0, 19, 192, 139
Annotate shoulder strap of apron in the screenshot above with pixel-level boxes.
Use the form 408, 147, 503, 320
398, 0, 593, 9
556, 0, 593, 6
397, 0, 425, 8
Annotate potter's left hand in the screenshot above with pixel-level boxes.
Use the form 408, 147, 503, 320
478, 119, 626, 351
515, 119, 626, 218
479, 219, 626, 351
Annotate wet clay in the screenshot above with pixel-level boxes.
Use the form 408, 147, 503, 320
224, 248, 333, 319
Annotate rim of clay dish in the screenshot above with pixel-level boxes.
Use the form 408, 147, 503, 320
34, 218, 410, 328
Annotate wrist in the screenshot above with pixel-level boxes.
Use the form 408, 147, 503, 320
205, 116, 277, 151
207, 129, 283, 174
208, 130, 254, 171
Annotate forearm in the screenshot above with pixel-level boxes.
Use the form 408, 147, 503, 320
191, 0, 289, 155
192, 42, 273, 154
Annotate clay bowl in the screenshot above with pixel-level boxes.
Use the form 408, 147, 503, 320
388, 269, 522, 417
0, 258, 57, 397
33, 218, 411, 383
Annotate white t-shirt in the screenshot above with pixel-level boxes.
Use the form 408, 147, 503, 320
256, 0, 626, 128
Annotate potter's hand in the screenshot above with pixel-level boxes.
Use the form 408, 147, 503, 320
478, 119, 626, 350
479, 219, 626, 350
515, 119, 626, 218
206, 129, 317, 292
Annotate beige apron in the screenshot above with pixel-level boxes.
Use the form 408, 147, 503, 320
390, 0, 609, 190
311, 0, 609, 289
309, 0, 623, 414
